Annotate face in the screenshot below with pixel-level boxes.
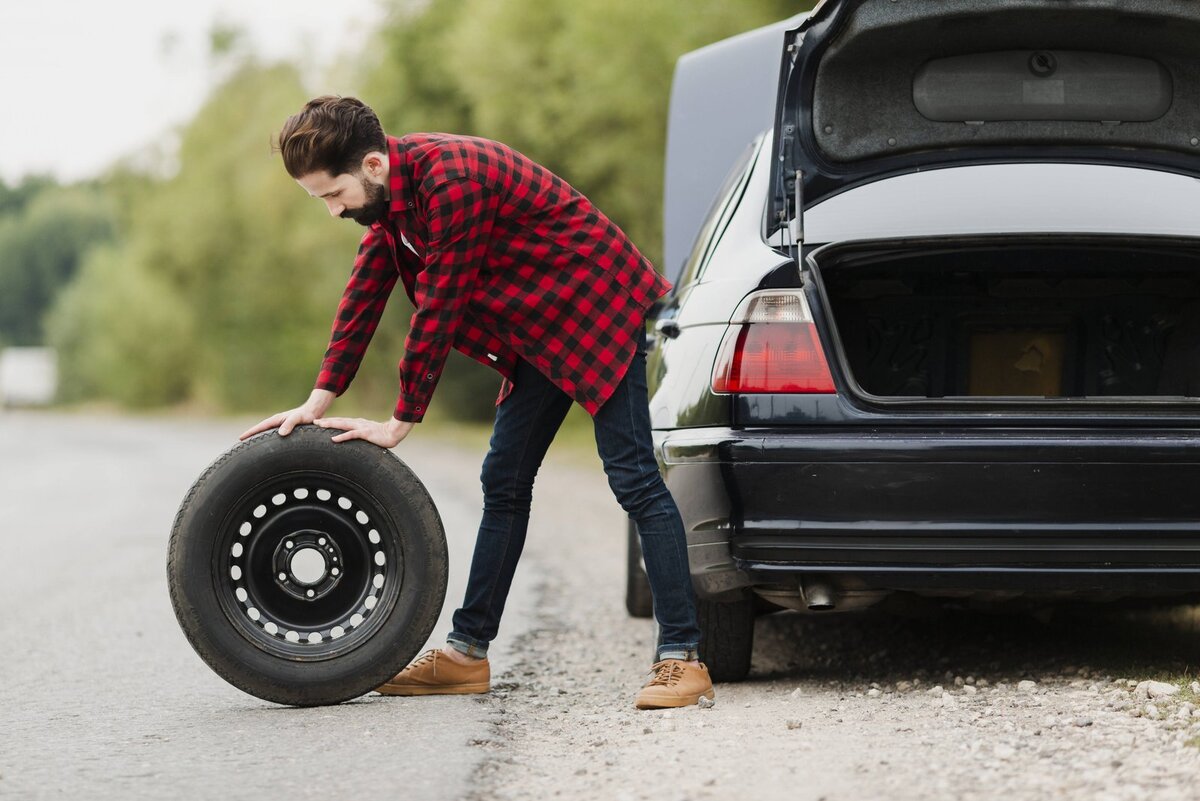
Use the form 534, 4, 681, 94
296, 152, 390, 227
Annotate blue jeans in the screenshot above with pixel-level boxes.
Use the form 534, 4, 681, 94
446, 342, 702, 662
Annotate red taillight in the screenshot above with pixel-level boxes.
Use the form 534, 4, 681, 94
711, 291, 836, 394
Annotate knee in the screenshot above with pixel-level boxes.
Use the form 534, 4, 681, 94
481, 456, 535, 516
609, 471, 672, 519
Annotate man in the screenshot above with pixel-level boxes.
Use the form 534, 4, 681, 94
240, 96, 712, 709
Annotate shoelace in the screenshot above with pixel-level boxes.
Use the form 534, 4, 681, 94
646, 660, 686, 687
413, 649, 439, 666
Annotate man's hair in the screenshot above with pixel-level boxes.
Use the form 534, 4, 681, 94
276, 96, 386, 179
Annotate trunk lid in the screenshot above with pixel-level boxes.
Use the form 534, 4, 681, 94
771, 0, 1200, 235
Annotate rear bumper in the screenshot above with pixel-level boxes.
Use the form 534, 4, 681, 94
658, 425, 1200, 599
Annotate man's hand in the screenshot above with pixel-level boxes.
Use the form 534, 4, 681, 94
239, 389, 336, 440
315, 416, 415, 448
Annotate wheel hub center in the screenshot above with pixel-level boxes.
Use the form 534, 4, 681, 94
289, 547, 327, 585
272, 530, 344, 601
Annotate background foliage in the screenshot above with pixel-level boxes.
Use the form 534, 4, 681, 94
2, 1, 810, 419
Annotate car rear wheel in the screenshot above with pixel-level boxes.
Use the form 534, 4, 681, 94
625, 520, 654, 618
697, 593, 754, 682
167, 425, 448, 707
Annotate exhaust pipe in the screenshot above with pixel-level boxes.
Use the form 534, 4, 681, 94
801, 579, 836, 611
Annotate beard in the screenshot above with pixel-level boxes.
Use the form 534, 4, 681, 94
341, 175, 390, 227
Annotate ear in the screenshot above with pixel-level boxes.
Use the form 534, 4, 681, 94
361, 151, 388, 179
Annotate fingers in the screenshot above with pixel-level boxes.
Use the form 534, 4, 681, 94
239, 414, 284, 441
314, 417, 360, 432
278, 412, 308, 437
330, 429, 363, 443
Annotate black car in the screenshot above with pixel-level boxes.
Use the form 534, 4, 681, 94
630, 0, 1200, 680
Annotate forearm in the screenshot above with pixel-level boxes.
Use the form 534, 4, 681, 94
306, 388, 336, 416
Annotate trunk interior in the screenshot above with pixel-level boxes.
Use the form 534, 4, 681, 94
814, 239, 1200, 400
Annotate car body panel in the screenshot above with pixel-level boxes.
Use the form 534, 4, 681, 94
796, 163, 1200, 245
659, 424, 1200, 600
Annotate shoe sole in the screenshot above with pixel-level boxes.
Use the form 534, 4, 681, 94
635, 687, 715, 710
375, 682, 490, 697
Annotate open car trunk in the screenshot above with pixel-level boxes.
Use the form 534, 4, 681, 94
812, 237, 1200, 402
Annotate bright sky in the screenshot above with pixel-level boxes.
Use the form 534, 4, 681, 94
0, 0, 385, 184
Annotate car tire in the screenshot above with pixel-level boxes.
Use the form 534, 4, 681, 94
697, 593, 754, 682
625, 519, 654, 618
167, 425, 448, 707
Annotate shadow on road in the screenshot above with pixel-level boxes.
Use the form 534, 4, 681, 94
749, 599, 1200, 686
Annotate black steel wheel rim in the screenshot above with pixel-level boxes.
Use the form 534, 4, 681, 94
212, 470, 404, 661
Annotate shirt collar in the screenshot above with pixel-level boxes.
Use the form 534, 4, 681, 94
386, 135, 415, 217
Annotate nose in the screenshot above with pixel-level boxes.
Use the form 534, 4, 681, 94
324, 199, 343, 218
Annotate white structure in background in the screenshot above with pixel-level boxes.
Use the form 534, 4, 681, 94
0, 347, 58, 407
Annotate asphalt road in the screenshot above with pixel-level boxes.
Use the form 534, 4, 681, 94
0, 411, 539, 801
6, 411, 1200, 801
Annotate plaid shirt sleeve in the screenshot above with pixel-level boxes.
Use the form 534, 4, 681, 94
393, 176, 498, 422
314, 226, 398, 396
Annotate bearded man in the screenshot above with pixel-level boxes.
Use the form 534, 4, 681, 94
241, 96, 712, 709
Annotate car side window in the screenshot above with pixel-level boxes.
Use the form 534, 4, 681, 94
677, 138, 760, 290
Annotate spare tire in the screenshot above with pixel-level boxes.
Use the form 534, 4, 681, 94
167, 425, 448, 707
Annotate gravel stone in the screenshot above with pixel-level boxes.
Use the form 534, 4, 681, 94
1018, 680, 1038, 693
1149, 681, 1179, 700
1135, 680, 1179, 700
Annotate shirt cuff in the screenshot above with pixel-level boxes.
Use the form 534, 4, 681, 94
394, 395, 428, 423
314, 377, 346, 397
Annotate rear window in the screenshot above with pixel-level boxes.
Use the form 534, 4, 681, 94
677, 139, 758, 289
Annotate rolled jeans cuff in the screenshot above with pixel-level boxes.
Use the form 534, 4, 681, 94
656, 643, 700, 662
446, 633, 489, 659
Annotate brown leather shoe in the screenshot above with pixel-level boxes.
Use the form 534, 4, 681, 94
375, 649, 490, 696
634, 659, 715, 709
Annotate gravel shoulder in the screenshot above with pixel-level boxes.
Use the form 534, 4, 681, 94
469, 443, 1200, 801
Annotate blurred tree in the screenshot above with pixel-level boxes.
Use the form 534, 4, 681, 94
0, 175, 56, 217
361, 0, 478, 136
47, 246, 194, 406
0, 185, 113, 345
46, 1, 813, 420
49, 60, 372, 411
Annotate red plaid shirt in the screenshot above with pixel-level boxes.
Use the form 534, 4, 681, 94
315, 134, 671, 423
